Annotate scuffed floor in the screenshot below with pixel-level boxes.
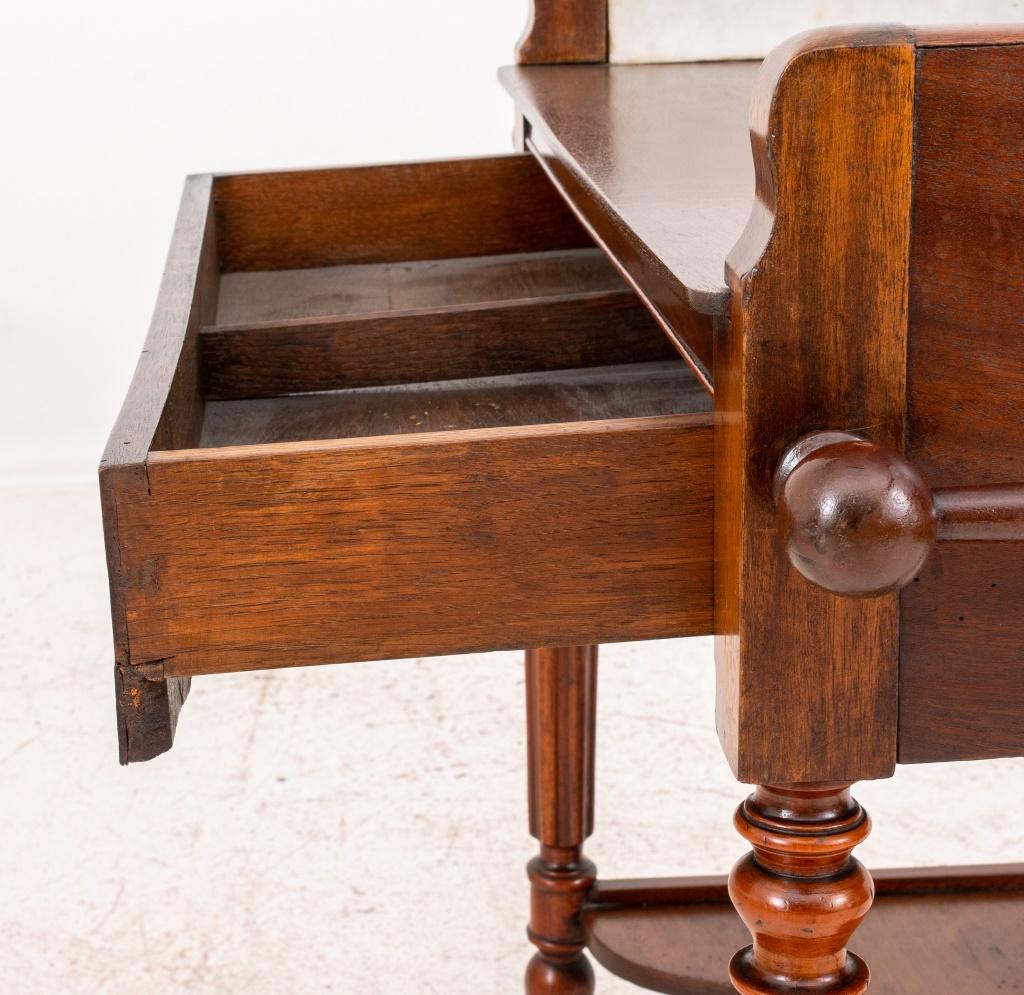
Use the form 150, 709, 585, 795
1, 481, 1021, 993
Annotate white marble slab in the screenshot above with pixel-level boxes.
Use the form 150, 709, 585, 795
610, 0, 1024, 63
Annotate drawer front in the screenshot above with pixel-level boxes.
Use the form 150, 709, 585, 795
115, 415, 713, 676
102, 152, 714, 760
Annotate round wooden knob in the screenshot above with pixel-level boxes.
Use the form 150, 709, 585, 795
774, 433, 936, 597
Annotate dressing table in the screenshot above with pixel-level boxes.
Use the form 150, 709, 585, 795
100, 3, 1024, 991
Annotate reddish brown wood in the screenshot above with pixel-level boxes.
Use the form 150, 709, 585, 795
583, 866, 1024, 994
100, 155, 713, 765
201, 291, 674, 402
934, 485, 1024, 540
900, 40, 1024, 764
100, 173, 218, 763
729, 784, 873, 995
516, 0, 607, 65
118, 414, 713, 677
775, 433, 1024, 599
774, 433, 935, 597
499, 61, 758, 384
525, 646, 598, 993
715, 28, 915, 784
914, 24, 1024, 46
213, 155, 592, 273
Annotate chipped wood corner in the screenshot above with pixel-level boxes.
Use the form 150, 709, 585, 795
101, 461, 192, 765
115, 660, 190, 765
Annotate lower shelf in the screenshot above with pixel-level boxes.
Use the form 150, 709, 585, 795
584, 865, 1024, 994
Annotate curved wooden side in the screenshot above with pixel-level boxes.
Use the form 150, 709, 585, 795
100, 173, 218, 762
715, 26, 916, 784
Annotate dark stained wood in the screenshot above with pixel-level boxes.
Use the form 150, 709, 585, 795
115, 413, 713, 677
934, 485, 1024, 541
213, 155, 592, 273
199, 362, 708, 447
583, 866, 1024, 994
729, 784, 872, 994
775, 433, 935, 597
212, 248, 625, 326
901, 41, 1024, 764
100, 173, 218, 763
516, 0, 607, 65
715, 28, 915, 784
202, 292, 672, 402
774, 432, 1024, 600
524, 646, 598, 994
499, 61, 758, 384
201, 249, 676, 401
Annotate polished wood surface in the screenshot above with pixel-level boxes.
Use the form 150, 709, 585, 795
584, 866, 1024, 994
729, 784, 873, 995
516, 0, 607, 64
499, 61, 757, 384
775, 432, 1024, 597
715, 28, 915, 785
900, 40, 1024, 764
525, 647, 598, 994
775, 434, 936, 598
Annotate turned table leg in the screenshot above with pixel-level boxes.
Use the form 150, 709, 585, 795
728, 783, 874, 995
524, 645, 598, 994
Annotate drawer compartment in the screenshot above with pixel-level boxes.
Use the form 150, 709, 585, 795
101, 155, 713, 758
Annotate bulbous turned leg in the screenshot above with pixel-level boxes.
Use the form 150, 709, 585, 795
526, 844, 596, 994
728, 783, 873, 995
524, 646, 598, 994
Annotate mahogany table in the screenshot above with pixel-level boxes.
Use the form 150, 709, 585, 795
101, 7, 1024, 992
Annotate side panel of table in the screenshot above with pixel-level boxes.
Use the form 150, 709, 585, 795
899, 41, 1024, 763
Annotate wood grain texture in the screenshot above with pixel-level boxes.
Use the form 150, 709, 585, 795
729, 784, 873, 994
199, 362, 706, 447
900, 41, 1024, 764
914, 24, 1024, 47
525, 646, 598, 994
100, 174, 217, 763
212, 248, 625, 325
516, 0, 607, 64
715, 28, 915, 784
583, 865, 1024, 994
202, 292, 672, 401
201, 249, 676, 401
213, 155, 592, 273
499, 61, 757, 383
117, 414, 713, 676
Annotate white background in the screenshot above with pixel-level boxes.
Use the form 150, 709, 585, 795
1, 0, 524, 478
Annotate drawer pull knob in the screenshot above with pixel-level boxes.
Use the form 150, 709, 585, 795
774, 432, 1024, 596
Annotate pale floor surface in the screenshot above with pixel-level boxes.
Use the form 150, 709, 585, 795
2, 481, 1021, 994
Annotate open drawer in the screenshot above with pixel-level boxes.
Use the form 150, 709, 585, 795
100, 154, 714, 760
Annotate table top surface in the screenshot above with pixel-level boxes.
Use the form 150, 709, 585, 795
499, 61, 760, 320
